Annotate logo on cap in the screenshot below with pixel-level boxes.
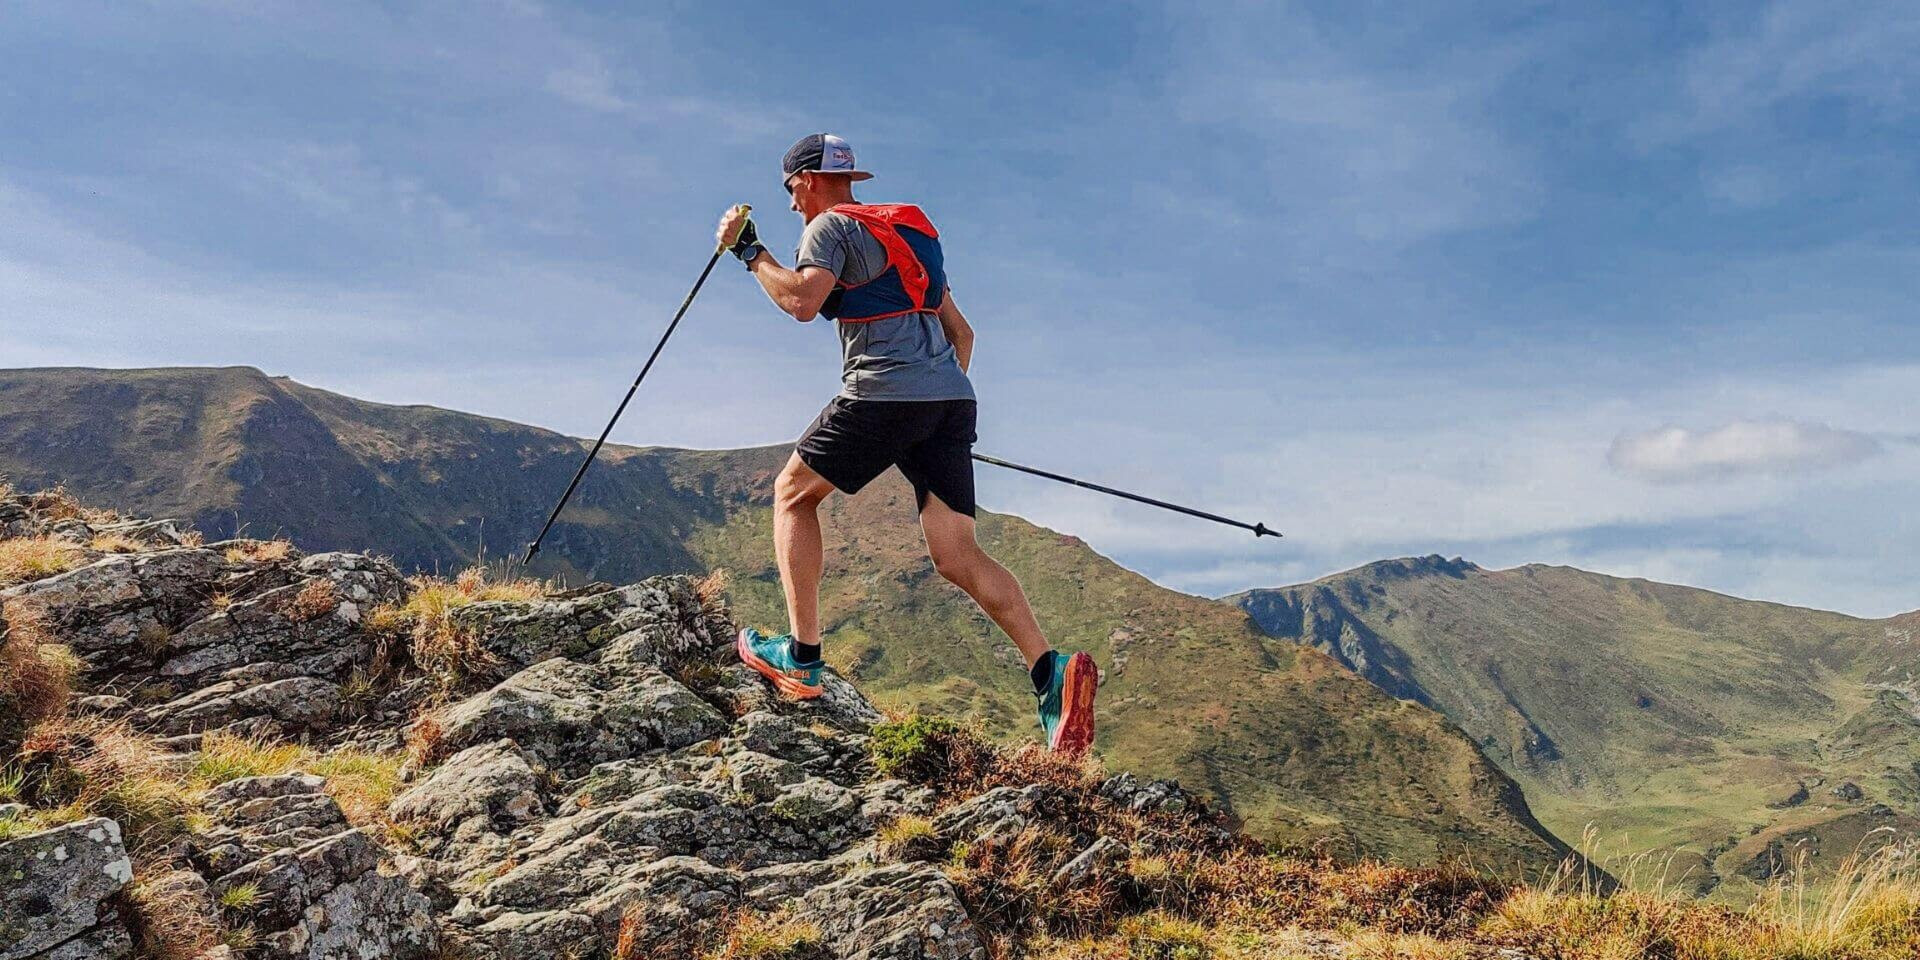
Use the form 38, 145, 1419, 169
825, 138, 856, 172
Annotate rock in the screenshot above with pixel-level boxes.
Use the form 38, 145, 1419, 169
1831, 781, 1864, 801
0, 817, 135, 960
797, 863, 989, 960
1052, 836, 1126, 886
158, 556, 404, 682
434, 660, 726, 775
449, 578, 723, 681
389, 740, 546, 846
0, 548, 225, 680
1766, 781, 1810, 809
1099, 773, 1193, 815
196, 775, 438, 959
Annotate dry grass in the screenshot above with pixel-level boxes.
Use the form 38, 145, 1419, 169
701, 908, 824, 960
0, 609, 78, 753
23, 487, 93, 523
696, 568, 732, 618
366, 568, 550, 684
87, 532, 147, 554
124, 867, 223, 960
222, 539, 293, 564
406, 708, 448, 768
283, 577, 339, 622
876, 813, 939, 860
193, 730, 405, 824
0, 535, 88, 586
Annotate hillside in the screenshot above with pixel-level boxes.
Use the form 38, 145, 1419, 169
0, 365, 1572, 872
1233, 557, 1920, 898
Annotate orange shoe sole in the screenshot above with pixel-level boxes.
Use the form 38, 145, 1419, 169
1050, 651, 1098, 755
737, 629, 824, 700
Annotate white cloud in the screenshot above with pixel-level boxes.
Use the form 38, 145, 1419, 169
545, 58, 629, 113
1608, 419, 1881, 482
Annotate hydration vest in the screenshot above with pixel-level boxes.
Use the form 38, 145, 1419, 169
818, 203, 946, 323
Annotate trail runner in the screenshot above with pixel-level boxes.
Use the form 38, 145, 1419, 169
716, 133, 1097, 754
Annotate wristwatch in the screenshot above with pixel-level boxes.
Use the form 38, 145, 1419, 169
735, 243, 765, 267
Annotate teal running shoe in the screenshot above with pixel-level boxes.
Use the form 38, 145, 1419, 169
1036, 650, 1098, 755
736, 627, 824, 699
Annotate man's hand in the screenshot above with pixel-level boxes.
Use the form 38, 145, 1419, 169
715, 206, 755, 253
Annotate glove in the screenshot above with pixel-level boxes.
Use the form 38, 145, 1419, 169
728, 217, 762, 264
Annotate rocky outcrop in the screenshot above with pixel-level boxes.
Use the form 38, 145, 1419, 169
194, 774, 436, 960
0, 494, 1225, 960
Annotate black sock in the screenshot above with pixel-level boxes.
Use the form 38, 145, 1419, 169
1029, 652, 1056, 695
794, 640, 822, 664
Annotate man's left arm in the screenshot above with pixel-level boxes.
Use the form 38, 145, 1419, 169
716, 207, 837, 322
936, 288, 974, 374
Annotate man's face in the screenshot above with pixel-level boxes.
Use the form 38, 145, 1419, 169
785, 171, 812, 216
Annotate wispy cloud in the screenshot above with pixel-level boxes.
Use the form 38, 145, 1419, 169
1608, 419, 1881, 482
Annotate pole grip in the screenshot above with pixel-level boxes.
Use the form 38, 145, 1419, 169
718, 204, 754, 253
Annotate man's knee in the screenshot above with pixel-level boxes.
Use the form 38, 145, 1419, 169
930, 543, 985, 587
775, 460, 831, 512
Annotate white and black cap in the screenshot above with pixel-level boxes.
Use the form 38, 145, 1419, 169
781, 133, 873, 183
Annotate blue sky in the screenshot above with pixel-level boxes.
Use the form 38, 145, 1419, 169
3, 1, 1916, 616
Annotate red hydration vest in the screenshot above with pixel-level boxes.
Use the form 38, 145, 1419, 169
818, 203, 947, 323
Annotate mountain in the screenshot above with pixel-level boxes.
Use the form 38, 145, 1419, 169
1233, 557, 1920, 897
0, 365, 1572, 872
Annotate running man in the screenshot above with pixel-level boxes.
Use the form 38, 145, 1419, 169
715, 133, 1097, 754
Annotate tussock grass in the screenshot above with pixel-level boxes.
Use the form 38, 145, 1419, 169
876, 813, 938, 860
125, 867, 223, 960
194, 730, 405, 824
222, 539, 292, 564
367, 567, 551, 684
87, 532, 147, 554
0, 535, 88, 586
701, 908, 824, 960
0, 610, 78, 753
283, 577, 339, 622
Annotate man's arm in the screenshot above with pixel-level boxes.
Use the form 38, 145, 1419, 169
716, 207, 837, 322
746, 251, 838, 322
936, 288, 974, 373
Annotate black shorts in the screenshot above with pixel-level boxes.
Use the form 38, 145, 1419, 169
795, 397, 977, 517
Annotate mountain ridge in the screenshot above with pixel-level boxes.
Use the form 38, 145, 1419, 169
1234, 558, 1918, 897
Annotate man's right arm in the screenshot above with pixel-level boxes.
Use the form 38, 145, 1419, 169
744, 252, 837, 322
715, 207, 839, 321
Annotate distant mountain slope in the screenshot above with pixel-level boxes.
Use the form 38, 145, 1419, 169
1233, 557, 1920, 897
0, 365, 1572, 872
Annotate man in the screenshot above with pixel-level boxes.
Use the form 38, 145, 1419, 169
715, 133, 1097, 754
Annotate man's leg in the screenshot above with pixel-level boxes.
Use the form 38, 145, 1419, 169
774, 452, 837, 650
919, 493, 1051, 668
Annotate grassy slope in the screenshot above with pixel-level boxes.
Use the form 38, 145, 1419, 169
0, 366, 1572, 870
1233, 558, 1920, 897
688, 470, 1570, 871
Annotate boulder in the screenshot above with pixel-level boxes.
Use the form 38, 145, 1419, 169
0, 818, 135, 960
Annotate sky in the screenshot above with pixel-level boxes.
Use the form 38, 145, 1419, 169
2, 1, 1916, 617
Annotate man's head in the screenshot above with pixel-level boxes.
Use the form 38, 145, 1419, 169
782, 133, 870, 220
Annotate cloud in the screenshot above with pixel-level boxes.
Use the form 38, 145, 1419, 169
545, 58, 629, 113
1607, 419, 1881, 482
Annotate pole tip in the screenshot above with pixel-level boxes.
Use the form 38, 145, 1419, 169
1253, 523, 1282, 538
521, 543, 540, 565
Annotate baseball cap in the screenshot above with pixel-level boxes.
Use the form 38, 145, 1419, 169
781, 133, 873, 183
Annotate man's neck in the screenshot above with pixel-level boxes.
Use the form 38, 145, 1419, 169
804, 192, 858, 222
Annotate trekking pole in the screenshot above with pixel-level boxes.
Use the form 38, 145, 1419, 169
971, 452, 1281, 538
522, 205, 754, 566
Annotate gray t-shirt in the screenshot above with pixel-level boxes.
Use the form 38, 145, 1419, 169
795, 211, 975, 402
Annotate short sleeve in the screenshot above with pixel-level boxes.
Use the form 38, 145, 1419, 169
794, 213, 851, 279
